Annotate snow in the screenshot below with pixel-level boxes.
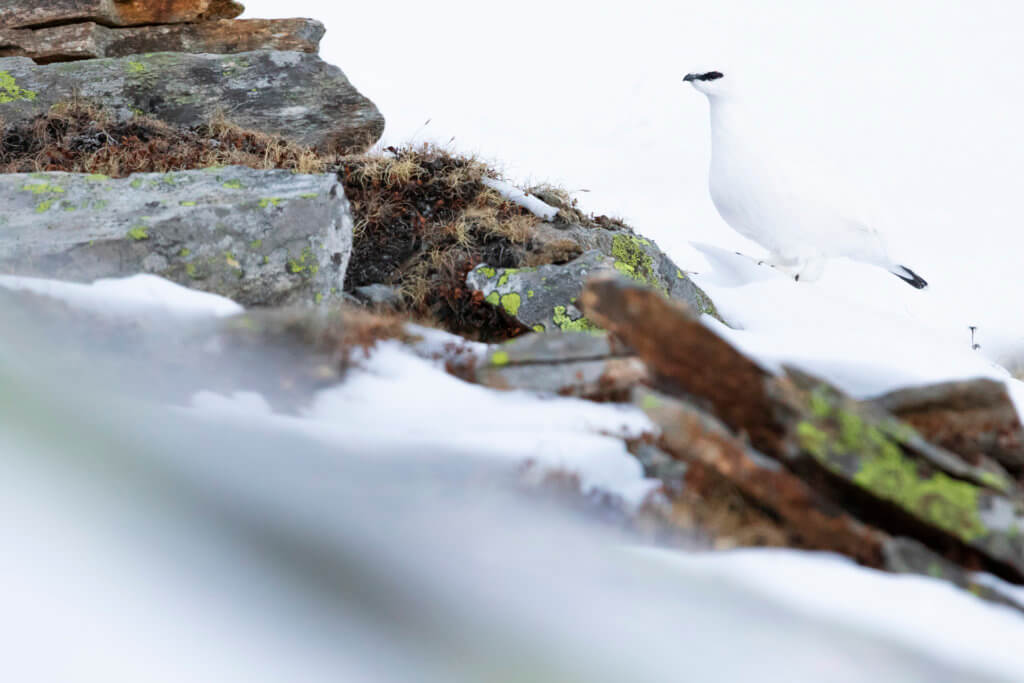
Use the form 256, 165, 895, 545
641, 547, 1024, 681
0, 273, 243, 320
481, 177, 559, 221
191, 341, 660, 508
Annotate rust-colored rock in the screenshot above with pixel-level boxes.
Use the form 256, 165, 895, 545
579, 273, 796, 454
0, 19, 324, 63
636, 386, 887, 567
0, 0, 243, 30
869, 378, 1024, 473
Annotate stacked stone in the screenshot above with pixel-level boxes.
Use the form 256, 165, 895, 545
0, 1, 384, 153
0, 1, 324, 63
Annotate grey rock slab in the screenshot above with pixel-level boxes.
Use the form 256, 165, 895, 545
466, 250, 612, 333
0, 50, 384, 153
0, 167, 352, 307
475, 330, 645, 398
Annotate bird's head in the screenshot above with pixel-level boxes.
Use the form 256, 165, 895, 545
683, 70, 729, 97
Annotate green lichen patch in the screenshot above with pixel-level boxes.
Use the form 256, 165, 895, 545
286, 246, 318, 276
485, 291, 500, 306
611, 233, 657, 285
125, 61, 147, 75
0, 71, 37, 103
223, 180, 245, 190
490, 350, 510, 367
532, 324, 545, 332
35, 199, 56, 213
126, 226, 149, 241
500, 293, 522, 317
258, 197, 283, 208
84, 174, 109, 182
22, 183, 64, 195
552, 305, 601, 333
797, 385, 990, 544
180, 201, 197, 207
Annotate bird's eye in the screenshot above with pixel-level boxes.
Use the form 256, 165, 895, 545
702, 71, 724, 81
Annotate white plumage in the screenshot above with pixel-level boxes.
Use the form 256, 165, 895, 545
684, 70, 927, 289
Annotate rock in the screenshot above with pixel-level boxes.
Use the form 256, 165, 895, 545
476, 331, 646, 399
0, 167, 352, 307
0, 0, 243, 30
466, 222, 719, 331
869, 378, 1024, 474
0, 19, 324, 63
0, 51, 384, 153
352, 283, 402, 308
467, 251, 610, 333
635, 385, 888, 566
580, 274, 1024, 584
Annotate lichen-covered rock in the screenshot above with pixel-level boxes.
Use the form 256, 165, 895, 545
0, 19, 324, 63
0, 0, 243, 30
476, 331, 645, 398
869, 378, 1024, 473
0, 51, 384, 153
466, 226, 718, 331
467, 251, 609, 333
0, 167, 352, 307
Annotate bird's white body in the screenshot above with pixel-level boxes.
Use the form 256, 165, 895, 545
687, 71, 926, 288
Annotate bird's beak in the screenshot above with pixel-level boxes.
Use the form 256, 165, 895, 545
683, 73, 697, 82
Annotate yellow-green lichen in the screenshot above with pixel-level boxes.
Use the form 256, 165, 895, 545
250, 239, 263, 249
851, 444, 987, 542
22, 183, 64, 195
127, 226, 149, 240
485, 291, 500, 306
0, 71, 37, 103
286, 247, 317, 275
179, 248, 191, 257
180, 201, 196, 207
299, 193, 319, 199
126, 61, 147, 75
35, 199, 55, 213
611, 233, 657, 285
500, 293, 522, 317
84, 174, 109, 182
491, 351, 510, 367
552, 305, 601, 333
796, 421, 829, 458
799, 387, 990, 544
258, 197, 283, 208
532, 324, 545, 332
478, 266, 496, 279
315, 292, 324, 304
641, 394, 663, 412
130, 179, 144, 189
223, 180, 245, 190
185, 263, 198, 278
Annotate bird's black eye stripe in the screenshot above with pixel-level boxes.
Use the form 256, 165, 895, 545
701, 71, 724, 81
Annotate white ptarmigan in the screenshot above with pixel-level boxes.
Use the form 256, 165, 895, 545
684, 70, 928, 289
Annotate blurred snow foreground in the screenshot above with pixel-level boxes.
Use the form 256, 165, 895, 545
6, 274, 1024, 682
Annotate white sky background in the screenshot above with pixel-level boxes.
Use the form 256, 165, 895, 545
244, 0, 1024, 356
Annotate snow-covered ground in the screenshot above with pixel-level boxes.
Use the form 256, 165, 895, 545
6, 272, 1024, 679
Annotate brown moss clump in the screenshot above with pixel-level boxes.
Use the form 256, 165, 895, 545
339, 144, 541, 341
0, 101, 331, 176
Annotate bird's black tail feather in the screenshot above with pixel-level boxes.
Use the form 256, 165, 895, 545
891, 265, 928, 289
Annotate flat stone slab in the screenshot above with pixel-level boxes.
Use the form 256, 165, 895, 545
0, 19, 324, 63
0, 167, 352, 307
0, 0, 243, 30
0, 51, 384, 153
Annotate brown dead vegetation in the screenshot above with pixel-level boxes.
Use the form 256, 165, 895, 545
0, 101, 328, 176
